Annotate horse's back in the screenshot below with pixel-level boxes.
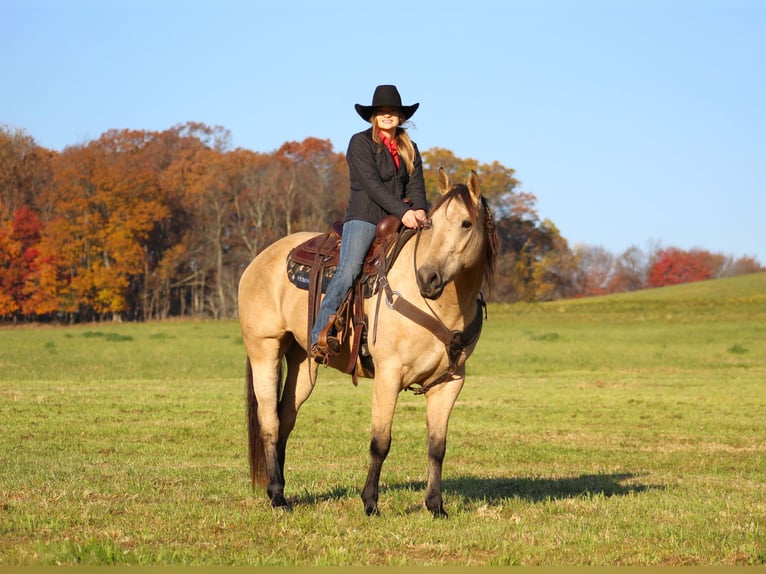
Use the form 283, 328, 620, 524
238, 232, 319, 347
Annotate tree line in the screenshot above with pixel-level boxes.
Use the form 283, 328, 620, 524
1, 123, 761, 323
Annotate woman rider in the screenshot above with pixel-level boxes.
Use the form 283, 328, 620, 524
311, 84, 428, 360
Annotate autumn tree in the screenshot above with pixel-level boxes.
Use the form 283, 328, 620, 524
700, 251, 764, 278
608, 245, 649, 292
573, 244, 615, 296
422, 148, 574, 301
5, 207, 41, 313
273, 138, 348, 232
422, 148, 480, 203
648, 247, 714, 287
48, 129, 170, 319
181, 144, 249, 319
0, 127, 57, 319
422, 148, 525, 212
0, 215, 20, 317
524, 220, 579, 301
231, 152, 284, 261
723, 255, 763, 276
0, 206, 65, 319
493, 214, 578, 302
0, 126, 54, 221
148, 124, 223, 318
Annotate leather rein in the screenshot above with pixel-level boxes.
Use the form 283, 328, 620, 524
373, 225, 487, 395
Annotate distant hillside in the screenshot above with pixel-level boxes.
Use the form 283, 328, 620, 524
498, 272, 766, 320
572, 271, 765, 303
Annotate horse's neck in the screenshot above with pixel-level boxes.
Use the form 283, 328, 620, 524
437, 267, 485, 326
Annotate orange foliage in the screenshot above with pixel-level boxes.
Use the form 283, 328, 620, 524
48, 130, 172, 317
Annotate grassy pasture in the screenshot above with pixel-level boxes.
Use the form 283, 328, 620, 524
1, 273, 764, 565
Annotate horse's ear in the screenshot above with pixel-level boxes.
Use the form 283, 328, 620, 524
467, 170, 481, 204
438, 167, 451, 195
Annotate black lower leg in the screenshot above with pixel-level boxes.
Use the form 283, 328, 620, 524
361, 435, 389, 516
425, 436, 448, 518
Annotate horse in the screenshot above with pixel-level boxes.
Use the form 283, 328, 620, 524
238, 168, 498, 517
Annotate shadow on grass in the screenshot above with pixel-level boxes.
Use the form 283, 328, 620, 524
293, 484, 357, 506
438, 472, 661, 503
292, 472, 662, 508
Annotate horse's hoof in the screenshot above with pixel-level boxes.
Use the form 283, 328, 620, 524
270, 494, 292, 511
364, 504, 380, 517
428, 506, 448, 518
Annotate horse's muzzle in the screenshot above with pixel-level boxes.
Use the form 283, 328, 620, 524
417, 267, 445, 300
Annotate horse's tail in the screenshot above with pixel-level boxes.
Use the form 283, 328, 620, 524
245, 359, 267, 489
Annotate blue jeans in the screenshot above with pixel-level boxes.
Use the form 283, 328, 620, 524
311, 219, 377, 346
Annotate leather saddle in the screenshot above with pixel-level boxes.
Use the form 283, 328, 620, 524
286, 215, 412, 384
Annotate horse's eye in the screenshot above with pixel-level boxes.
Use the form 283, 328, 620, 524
461, 220, 473, 229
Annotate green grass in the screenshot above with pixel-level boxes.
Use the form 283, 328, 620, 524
1, 273, 765, 565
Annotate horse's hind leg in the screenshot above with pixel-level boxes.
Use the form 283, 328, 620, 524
247, 338, 291, 509
276, 342, 317, 481
423, 370, 465, 518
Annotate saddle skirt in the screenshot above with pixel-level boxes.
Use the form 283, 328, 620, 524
286, 221, 342, 293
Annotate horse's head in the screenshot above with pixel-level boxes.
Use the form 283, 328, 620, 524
416, 168, 497, 300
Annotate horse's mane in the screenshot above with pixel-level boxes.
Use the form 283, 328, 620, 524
429, 184, 499, 293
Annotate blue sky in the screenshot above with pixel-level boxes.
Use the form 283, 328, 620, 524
2, 0, 764, 264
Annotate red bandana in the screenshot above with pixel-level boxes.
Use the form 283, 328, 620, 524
380, 133, 400, 169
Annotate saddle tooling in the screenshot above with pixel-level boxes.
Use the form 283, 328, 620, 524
286, 215, 412, 384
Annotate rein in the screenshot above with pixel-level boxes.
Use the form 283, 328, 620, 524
373, 225, 487, 395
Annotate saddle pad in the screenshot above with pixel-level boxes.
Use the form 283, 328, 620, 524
286, 257, 335, 293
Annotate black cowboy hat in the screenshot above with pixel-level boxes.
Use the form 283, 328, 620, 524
355, 85, 419, 122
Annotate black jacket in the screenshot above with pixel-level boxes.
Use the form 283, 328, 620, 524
343, 128, 429, 224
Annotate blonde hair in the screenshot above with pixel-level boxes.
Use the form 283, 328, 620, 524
371, 114, 416, 175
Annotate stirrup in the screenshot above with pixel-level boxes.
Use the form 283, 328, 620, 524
310, 343, 330, 364
311, 337, 339, 364
318, 315, 340, 349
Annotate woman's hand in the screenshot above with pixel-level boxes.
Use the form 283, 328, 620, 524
402, 209, 428, 229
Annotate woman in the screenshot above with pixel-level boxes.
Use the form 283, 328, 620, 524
311, 84, 429, 360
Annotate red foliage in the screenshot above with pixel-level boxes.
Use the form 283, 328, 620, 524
649, 248, 714, 287
0, 206, 44, 317
12, 206, 42, 244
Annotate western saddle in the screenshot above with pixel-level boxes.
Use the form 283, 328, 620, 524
286, 215, 412, 384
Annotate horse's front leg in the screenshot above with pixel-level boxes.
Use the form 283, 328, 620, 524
424, 369, 465, 518
361, 371, 400, 516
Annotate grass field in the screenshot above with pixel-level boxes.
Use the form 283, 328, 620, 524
1, 273, 765, 565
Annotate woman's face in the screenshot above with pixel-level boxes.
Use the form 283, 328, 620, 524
373, 107, 401, 132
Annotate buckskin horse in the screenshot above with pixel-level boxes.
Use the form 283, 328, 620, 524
238, 169, 497, 517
